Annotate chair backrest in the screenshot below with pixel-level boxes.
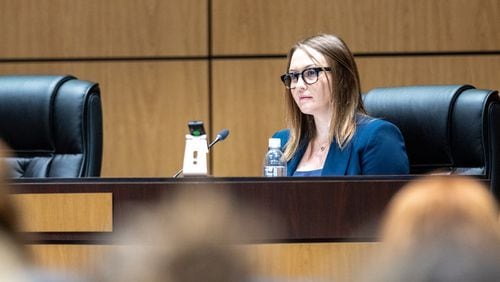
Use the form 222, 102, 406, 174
363, 85, 500, 200
0, 75, 103, 177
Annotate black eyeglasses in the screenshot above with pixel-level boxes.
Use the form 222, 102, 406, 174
280, 67, 332, 89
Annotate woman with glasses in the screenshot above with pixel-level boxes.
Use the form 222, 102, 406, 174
272, 34, 409, 176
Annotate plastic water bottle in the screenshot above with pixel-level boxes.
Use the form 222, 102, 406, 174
263, 138, 287, 177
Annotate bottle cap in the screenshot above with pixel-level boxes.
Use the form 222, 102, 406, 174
268, 138, 281, 149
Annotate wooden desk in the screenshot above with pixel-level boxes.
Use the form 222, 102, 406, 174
8, 177, 413, 281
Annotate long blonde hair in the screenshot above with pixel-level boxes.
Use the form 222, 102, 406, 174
282, 34, 366, 161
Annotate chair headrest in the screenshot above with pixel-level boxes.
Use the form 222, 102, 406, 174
0, 75, 75, 152
363, 85, 497, 172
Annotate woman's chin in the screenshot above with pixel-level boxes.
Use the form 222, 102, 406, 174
298, 103, 319, 115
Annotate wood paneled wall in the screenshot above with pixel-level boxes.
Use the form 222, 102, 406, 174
1, 0, 500, 176
0, 0, 207, 57
212, 0, 500, 54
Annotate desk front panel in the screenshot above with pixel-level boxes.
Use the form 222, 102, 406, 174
11, 178, 407, 281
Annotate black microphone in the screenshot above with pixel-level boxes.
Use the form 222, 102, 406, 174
173, 129, 230, 178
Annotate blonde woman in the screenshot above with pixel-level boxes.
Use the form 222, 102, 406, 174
273, 34, 409, 176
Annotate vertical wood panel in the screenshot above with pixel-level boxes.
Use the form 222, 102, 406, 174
0, 61, 209, 177
213, 0, 500, 55
212, 59, 286, 176
357, 55, 500, 92
0, 0, 207, 58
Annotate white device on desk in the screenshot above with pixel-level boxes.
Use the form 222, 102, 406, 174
172, 121, 229, 178
182, 121, 208, 176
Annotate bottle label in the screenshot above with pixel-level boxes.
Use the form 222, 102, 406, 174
264, 166, 286, 177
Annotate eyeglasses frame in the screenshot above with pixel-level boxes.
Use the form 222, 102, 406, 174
280, 67, 332, 89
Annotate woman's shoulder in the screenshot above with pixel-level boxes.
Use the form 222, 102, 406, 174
272, 129, 290, 139
355, 114, 404, 140
357, 114, 400, 131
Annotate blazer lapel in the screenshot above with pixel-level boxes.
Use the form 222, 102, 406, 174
287, 140, 308, 176
321, 142, 353, 176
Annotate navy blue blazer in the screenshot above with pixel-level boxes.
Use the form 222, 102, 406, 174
272, 116, 409, 176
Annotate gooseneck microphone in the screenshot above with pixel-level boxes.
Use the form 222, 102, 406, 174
173, 129, 230, 178
208, 128, 229, 149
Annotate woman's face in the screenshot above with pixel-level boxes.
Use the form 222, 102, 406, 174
288, 47, 332, 117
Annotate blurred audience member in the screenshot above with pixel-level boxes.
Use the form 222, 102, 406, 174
0, 140, 32, 281
366, 238, 500, 282
381, 176, 500, 252
95, 188, 282, 282
358, 176, 500, 282
0, 140, 83, 281
0, 157, 24, 248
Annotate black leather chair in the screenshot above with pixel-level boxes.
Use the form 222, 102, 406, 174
363, 85, 500, 200
0, 75, 103, 177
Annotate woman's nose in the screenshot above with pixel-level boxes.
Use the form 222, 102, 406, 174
294, 75, 307, 89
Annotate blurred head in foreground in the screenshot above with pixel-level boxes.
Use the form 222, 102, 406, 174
96, 188, 280, 282
359, 176, 500, 282
0, 140, 18, 235
0, 140, 31, 281
381, 176, 500, 252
